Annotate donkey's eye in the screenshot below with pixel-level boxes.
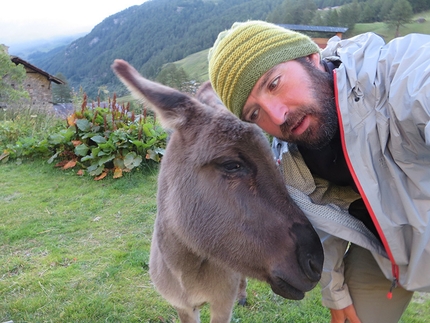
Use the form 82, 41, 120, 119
222, 161, 243, 173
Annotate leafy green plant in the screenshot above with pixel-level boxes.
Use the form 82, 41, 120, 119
0, 46, 29, 105
0, 107, 64, 163
0, 120, 21, 147
48, 94, 167, 180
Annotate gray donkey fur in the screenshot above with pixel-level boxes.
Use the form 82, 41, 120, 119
112, 59, 324, 323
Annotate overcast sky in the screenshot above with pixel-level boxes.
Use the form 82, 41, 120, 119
0, 0, 147, 46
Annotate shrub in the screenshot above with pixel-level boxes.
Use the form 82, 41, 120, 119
1, 94, 167, 180
48, 94, 167, 180
0, 106, 64, 163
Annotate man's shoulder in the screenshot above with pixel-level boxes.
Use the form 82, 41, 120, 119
322, 32, 385, 59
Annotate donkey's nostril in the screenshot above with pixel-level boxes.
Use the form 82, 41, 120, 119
298, 251, 323, 283
291, 222, 324, 283
306, 255, 322, 281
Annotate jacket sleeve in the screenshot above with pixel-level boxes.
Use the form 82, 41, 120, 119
317, 230, 352, 309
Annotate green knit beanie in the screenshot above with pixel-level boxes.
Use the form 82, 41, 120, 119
208, 20, 320, 118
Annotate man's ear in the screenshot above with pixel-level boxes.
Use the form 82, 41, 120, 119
308, 53, 324, 71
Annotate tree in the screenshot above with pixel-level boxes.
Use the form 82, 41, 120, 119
155, 64, 190, 92
52, 72, 72, 103
280, 0, 317, 25
379, 0, 395, 21
311, 11, 325, 26
0, 45, 28, 108
410, 0, 430, 13
338, 0, 360, 33
266, 1, 287, 23
325, 8, 340, 26
385, 0, 414, 37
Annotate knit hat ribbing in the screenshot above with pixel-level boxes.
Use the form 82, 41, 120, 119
208, 21, 320, 118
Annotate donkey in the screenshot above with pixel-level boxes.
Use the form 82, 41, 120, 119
111, 59, 324, 323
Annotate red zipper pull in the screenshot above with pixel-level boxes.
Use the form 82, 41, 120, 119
387, 278, 398, 299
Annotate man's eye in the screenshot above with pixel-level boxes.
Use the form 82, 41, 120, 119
268, 76, 279, 91
249, 109, 259, 122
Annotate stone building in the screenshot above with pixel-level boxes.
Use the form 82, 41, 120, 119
10, 56, 64, 111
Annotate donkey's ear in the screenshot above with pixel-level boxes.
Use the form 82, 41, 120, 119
196, 81, 227, 112
112, 59, 198, 130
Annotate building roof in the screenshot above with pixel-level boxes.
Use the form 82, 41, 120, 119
278, 24, 348, 34
10, 56, 65, 85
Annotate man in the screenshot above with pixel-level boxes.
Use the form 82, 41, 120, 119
208, 20, 430, 323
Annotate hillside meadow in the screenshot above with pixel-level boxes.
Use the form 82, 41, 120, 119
1, 160, 430, 322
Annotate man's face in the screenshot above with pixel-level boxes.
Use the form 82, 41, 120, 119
242, 54, 338, 149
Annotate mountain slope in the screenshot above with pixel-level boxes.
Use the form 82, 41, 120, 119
32, 0, 283, 98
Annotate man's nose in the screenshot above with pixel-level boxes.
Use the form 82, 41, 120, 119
265, 102, 288, 126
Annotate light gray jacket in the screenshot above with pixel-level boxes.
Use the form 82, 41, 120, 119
273, 32, 430, 309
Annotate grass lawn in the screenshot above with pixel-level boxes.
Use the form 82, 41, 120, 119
356, 10, 430, 41
1, 160, 430, 322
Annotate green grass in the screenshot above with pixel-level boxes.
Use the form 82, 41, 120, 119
352, 10, 430, 42
1, 160, 430, 322
1, 160, 163, 322
173, 49, 210, 82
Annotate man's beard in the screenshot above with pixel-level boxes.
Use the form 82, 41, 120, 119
278, 58, 338, 149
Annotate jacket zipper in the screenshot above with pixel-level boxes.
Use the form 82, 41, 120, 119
332, 69, 400, 298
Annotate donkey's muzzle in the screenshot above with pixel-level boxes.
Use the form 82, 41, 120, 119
268, 251, 322, 300
268, 275, 308, 300
268, 222, 324, 299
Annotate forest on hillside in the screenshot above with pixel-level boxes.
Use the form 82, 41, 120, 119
32, 0, 430, 99
268, 0, 429, 35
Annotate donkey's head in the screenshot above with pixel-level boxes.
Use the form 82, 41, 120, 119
112, 60, 324, 300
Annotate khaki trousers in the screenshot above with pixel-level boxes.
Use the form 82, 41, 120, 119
344, 244, 414, 323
